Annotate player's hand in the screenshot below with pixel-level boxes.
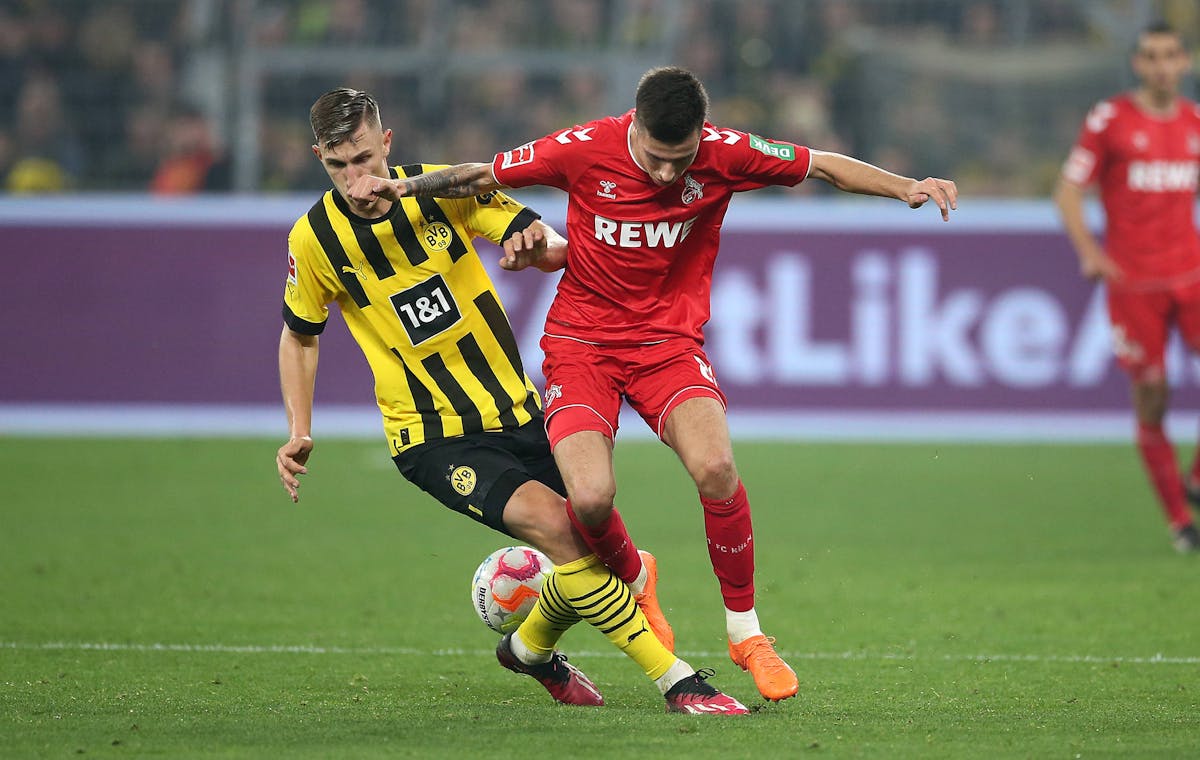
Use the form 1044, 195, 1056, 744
276, 435, 313, 503
499, 225, 547, 271
346, 175, 401, 205
906, 177, 957, 221
1080, 252, 1123, 282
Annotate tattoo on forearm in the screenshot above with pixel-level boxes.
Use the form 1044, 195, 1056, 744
399, 164, 489, 198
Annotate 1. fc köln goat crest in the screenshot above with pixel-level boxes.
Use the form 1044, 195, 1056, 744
682, 173, 704, 205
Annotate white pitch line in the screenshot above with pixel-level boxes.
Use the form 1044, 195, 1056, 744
2, 641, 1197, 665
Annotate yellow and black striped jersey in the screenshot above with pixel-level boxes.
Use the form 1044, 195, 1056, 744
283, 163, 544, 455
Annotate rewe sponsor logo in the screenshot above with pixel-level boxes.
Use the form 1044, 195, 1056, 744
593, 214, 697, 248
1127, 160, 1198, 192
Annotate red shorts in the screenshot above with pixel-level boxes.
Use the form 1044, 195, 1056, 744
539, 335, 727, 448
1107, 280, 1200, 379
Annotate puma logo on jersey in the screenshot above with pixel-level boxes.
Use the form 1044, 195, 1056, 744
593, 214, 697, 248
341, 261, 366, 280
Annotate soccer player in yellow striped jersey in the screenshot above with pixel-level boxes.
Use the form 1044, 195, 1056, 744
275, 88, 747, 714
285, 161, 542, 453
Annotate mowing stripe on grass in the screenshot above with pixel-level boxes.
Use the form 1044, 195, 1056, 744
3, 640, 1197, 665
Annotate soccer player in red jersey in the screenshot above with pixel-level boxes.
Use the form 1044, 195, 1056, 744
348, 66, 956, 702
1055, 22, 1200, 553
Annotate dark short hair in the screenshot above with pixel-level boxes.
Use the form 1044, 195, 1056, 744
1136, 21, 1185, 52
309, 88, 380, 149
634, 66, 709, 144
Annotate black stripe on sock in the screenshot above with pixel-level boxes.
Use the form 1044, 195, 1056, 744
540, 576, 580, 624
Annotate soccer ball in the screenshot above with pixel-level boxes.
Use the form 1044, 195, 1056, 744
471, 546, 553, 633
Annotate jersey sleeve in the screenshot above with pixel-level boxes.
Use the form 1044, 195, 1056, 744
282, 222, 338, 335
490, 127, 589, 190
709, 127, 812, 192
454, 189, 542, 245
1061, 100, 1115, 187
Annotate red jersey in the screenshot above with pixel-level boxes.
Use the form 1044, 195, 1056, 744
1063, 93, 1200, 287
491, 110, 811, 343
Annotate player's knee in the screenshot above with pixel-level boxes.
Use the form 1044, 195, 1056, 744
568, 485, 616, 526
691, 451, 738, 498
1132, 374, 1169, 422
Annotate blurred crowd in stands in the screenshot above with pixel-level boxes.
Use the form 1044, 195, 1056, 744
0, 0, 1195, 196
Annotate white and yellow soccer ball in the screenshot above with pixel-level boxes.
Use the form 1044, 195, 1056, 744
471, 546, 553, 633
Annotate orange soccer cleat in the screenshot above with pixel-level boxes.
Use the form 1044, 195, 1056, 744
634, 550, 675, 653
728, 634, 798, 702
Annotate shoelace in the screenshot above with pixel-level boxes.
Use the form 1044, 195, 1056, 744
673, 667, 718, 696
540, 652, 574, 682
742, 636, 789, 674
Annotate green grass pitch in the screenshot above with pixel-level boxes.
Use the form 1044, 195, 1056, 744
2, 436, 1198, 758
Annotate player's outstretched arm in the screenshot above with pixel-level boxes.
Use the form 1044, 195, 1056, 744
277, 327, 319, 503
1052, 176, 1123, 282
499, 220, 568, 273
808, 150, 957, 221
346, 163, 505, 204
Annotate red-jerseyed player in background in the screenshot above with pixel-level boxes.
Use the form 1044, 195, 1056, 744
348, 66, 957, 703
1055, 22, 1200, 553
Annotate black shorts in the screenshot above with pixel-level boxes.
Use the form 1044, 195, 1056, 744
392, 417, 566, 536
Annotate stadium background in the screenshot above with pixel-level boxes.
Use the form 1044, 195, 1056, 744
4, 0, 1200, 439
5, 4, 1200, 757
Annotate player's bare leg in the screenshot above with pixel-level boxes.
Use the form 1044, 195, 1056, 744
664, 395, 798, 702
502, 480, 592, 565
1130, 375, 1198, 552
555, 428, 675, 651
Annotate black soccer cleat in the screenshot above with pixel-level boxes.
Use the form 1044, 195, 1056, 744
1186, 480, 1200, 510
495, 633, 604, 706
663, 668, 749, 715
1172, 523, 1200, 554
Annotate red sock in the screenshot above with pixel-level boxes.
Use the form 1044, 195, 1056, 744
565, 501, 643, 584
1136, 421, 1192, 530
701, 480, 755, 612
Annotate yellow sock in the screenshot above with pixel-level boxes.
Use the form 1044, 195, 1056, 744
541, 554, 677, 680
515, 579, 581, 658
